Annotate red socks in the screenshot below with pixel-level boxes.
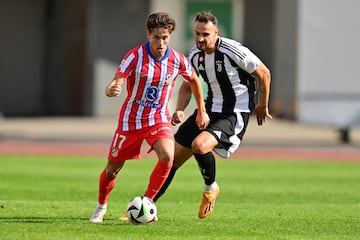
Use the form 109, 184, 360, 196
145, 160, 172, 200
97, 160, 172, 204
98, 169, 116, 205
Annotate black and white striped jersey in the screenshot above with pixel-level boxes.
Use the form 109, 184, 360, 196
189, 36, 261, 114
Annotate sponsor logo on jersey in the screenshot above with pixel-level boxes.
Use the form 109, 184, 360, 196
133, 86, 163, 108
135, 100, 162, 108
146, 86, 159, 101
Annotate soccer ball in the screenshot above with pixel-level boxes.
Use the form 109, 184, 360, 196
126, 196, 157, 224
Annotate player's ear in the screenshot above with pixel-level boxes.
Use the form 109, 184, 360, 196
146, 30, 151, 39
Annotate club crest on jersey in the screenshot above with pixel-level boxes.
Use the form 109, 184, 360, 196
165, 72, 174, 85
165, 72, 173, 80
216, 60, 222, 72
111, 148, 118, 157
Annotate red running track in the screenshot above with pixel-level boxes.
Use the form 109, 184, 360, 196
0, 141, 359, 162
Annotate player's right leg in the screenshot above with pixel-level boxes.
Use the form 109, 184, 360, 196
89, 160, 125, 223
89, 202, 107, 223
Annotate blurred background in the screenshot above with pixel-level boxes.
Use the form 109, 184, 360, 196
0, 0, 359, 145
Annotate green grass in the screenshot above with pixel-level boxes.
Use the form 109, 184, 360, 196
0, 155, 359, 239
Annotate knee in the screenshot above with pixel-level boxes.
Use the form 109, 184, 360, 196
159, 152, 174, 164
173, 159, 182, 168
172, 144, 192, 168
191, 139, 207, 155
105, 167, 117, 179
105, 162, 123, 179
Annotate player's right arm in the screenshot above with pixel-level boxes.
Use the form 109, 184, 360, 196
105, 74, 124, 97
107, 49, 135, 97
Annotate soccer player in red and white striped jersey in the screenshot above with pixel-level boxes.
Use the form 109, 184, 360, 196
89, 12, 209, 223
115, 40, 191, 131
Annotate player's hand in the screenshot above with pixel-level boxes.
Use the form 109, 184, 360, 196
106, 84, 122, 97
171, 110, 186, 126
196, 111, 210, 130
254, 104, 272, 126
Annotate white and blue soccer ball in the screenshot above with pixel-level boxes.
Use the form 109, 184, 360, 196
126, 196, 157, 224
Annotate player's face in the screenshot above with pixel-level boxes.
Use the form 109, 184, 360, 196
147, 28, 171, 59
194, 21, 218, 54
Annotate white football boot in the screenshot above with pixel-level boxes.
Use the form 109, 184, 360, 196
89, 203, 107, 223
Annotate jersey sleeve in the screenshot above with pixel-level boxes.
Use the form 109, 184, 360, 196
178, 53, 193, 82
235, 44, 261, 74
115, 49, 137, 78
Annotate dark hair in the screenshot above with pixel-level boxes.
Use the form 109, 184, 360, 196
195, 11, 218, 26
146, 12, 176, 33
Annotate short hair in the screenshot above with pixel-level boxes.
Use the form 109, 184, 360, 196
146, 12, 176, 33
195, 11, 218, 26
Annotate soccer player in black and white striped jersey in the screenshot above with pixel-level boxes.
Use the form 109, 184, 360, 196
155, 10, 272, 218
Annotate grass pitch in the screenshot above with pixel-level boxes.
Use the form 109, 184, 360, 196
0, 155, 359, 239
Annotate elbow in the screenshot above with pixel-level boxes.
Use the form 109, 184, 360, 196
253, 63, 271, 83
260, 65, 271, 85
263, 65, 271, 81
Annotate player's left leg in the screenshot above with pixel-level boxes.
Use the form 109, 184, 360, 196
118, 124, 174, 221
153, 141, 193, 202
193, 112, 249, 218
191, 131, 220, 218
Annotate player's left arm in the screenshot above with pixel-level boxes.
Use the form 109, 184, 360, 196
252, 62, 272, 126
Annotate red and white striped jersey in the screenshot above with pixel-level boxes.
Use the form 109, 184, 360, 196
115, 42, 193, 131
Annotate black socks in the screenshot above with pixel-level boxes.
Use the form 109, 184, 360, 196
153, 167, 178, 202
193, 152, 216, 185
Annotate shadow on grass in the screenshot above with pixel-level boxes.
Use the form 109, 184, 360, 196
0, 216, 132, 226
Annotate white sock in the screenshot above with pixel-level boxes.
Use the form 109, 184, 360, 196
96, 202, 107, 209
204, 182, 217, 192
